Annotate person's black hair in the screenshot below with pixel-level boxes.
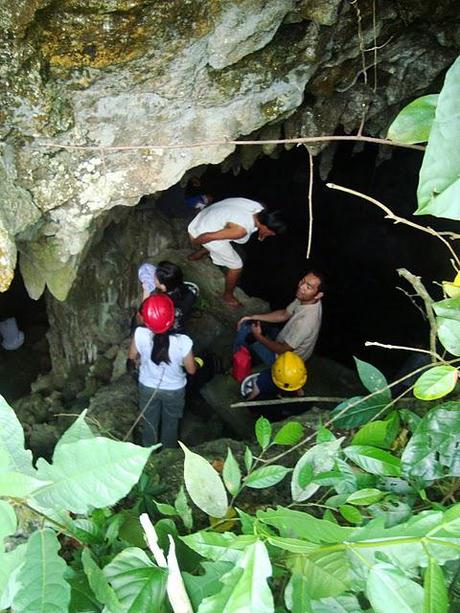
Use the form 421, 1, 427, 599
304, 268, 327, 294
156, 261, 184, 292
257, 209, 287, 235
151, 331, 171, 365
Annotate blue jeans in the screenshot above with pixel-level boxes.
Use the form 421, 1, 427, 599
234, 321, 278, 366
138, 383, 185, 448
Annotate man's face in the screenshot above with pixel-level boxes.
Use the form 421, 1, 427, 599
296, 273, 323, 303
257, 224, 277, 241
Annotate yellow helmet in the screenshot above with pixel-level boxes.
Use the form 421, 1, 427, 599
271, 351, 307, 391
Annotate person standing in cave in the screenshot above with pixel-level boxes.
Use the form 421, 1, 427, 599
127, 294, 197, 448
187, 197, 286, 307
235, 270, 325, 365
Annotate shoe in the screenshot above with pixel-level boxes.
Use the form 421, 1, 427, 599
240, 374, 258, 398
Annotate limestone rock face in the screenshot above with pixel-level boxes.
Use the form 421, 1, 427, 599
1, 0, 458, 299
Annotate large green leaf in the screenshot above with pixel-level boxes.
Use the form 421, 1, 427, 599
413, 365, 458, 400
286, 550, 350, 599
179, 443, 228, 518
82, 548, 122, 612
103, 547, 167, 612
0, 395, 34, 475
436, 317, 460, 355
222, 448, 241, 496
344, 446, 401, 477
310, 594, 364, 612
274, 422, 304, 446
401, 402, 460, 482
245, 465, 291, 489
13, 529, 70, 613
433, 297, 460, 322
197, 541, 273, 613
183, 561, 233, 610
331, 395, 389, 429
181, 532, 257, 563
351, 413, 400, 449
284, 572, 312, 612
256, 507, 354, 543
416, 56, 460, 220
346, 488, 384, 506
423, 557, 448, 613
366, 562, 424, 613
55, 409, 95, 452
355, 358, 390, 398
387, 94, 438, 144
291, 439, 344, 502
0, 471, 50, 498
33, 437, 155, 513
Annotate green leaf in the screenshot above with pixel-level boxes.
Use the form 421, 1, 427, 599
423, 557, 448, 613
245, 465, 291, 489
197, 541, 274, 613
55, 409, 94, 452
284, 572, 313, 612
244, 446, 253, 472
387, 94, 438, 144
291, 439, 344, 502
67, 570, 102, 613
181, 531, 257, 563
316, 426, 336, 443
436, 317, 460, 356
267, 536, 320, 555
366, 562, 424, 613
352, 412, 400, 449
286, 550, 350, 599
413, 365, 458, 400
339, 505, 363, 524
0, 500, 17, 549
354, 357, 391, 398
401, 402, 460, 482
222, 448, 241, 496
257, 507, 355, 543
433, 296, 460, 322
103, 547, 167, 612
183, 561, 233, 610
82, 548, 122, 612
154, 500, 178, 516
274, 422, 304, 445
310, 594, 364, 612
399, 409, 421, 432
331, 395, 389, 429
255, 417, 272, 450
298, 463, 314, 488
344, 446, 401, 477
34, 438, 155, 513
179, 442, 228, 518
0, 544, 26, 610
346, 488, 385, 506
13, 529, 70, 613
0, 471, 50, 498
0, 395, 34, 475
175, 485, 193, 530
416, 56, 460, 220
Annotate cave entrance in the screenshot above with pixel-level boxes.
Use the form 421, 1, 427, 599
186, 142, 448, 379
0, 268, 50, 402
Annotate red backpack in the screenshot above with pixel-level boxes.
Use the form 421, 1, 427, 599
232, 346, 252, 383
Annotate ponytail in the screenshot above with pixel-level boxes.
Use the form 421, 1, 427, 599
151, 331, 171, 365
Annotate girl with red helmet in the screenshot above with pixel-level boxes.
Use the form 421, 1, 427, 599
128, 293, 197, 448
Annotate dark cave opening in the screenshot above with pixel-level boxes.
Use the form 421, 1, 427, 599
193, 142, 451, 378
0, 269, 50, 402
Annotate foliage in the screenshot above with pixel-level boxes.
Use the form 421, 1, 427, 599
387, 94, 438, 144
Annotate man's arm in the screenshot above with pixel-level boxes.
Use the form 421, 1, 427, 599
251, 321, 292, 354
237, 308, 291, 329
192, 222, 247, 246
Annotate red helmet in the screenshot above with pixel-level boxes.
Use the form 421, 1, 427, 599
141, 294, 175, 333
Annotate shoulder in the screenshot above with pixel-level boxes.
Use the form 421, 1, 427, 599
172, 334, 193, 353
135, 326, 152, 349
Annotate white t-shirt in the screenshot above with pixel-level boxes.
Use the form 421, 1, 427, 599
135, 327, 193, 390
276, 300, 322, 361
188, 197, 264, 245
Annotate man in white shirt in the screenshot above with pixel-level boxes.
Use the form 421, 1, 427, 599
235, 271, 324, 365
188, 197, 286, 306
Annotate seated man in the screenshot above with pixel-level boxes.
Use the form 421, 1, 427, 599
187, 197, 286, 307
235, 270, 325, 365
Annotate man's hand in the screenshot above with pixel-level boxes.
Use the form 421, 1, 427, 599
251, 320, 263, 339
237, 315, 252, 330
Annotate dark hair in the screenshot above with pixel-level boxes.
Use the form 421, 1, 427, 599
305, 268, 327, 294
257, 209, 287, 235
151, 331, 171, 365
155, 261, 184, 292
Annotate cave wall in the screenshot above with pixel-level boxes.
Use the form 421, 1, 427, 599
1, 0, 459, 302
